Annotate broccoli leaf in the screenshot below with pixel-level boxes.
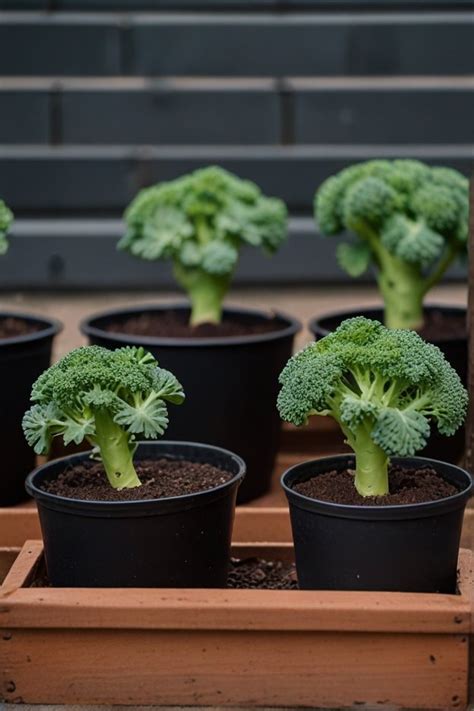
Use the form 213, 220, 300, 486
22, 403, 60, 455
152, 368, 186, 405
337, 241, 372, 277
114, 397, 169, 438
372, 407, 431, 457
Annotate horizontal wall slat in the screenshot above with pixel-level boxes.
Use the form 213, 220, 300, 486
1, 217, 465, 289
0, 91, 51, 144
0, 12, 472, 76
1, 78, 473, 146
289, 82, 474, 144
0, 17, 122, 76
2, 1, 469, 9
59, 83, 281, 145
0, 145, 471, 212
128, 13, 474, 77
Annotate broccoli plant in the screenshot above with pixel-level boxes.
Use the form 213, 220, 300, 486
0, 199, 13, 255
23, 345, 185, 490
119, 166, 287, 326
277, 317, 467, 497
314, 160, 468, 330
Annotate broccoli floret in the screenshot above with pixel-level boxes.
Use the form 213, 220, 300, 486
22, 346, 185, 490
277, 317, 467, 497
0, 200, 13, 255
119, 166, 287, 326
314, 160, 468, 330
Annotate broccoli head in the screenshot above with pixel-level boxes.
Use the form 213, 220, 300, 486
23, 345, 185, 489
119, 166, 287, 326
277, 317, 467, 496
0, 199, 13, 255
314, 160, 468, 330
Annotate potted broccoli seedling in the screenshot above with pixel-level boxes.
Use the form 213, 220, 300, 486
23, 345, 245, 588
0, 199, 62, 505
278, 317, 472, 593
81, 166, 300, 503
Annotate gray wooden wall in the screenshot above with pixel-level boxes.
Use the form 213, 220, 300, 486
0, 1, 472, 289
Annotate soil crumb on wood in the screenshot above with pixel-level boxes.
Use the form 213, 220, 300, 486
40, 458, 232, 501
0, 316, 41, 340
227, 557, 298, 590
417, 309, 466, 341
105, 310, 284, 339
293, 465, 458, 506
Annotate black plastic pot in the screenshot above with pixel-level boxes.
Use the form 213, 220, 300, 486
282, 454, 472, 593
309, 304, 467, 463
26, 441, 245, 588
0, 311, 61, 505
81, 304, 300, 504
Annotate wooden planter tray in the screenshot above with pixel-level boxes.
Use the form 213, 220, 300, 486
0, 542, 472, 709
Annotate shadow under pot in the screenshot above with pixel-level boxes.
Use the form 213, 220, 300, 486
0, 311, 62, 505
25, 441, 245, 588
81, 304, 300, 504
282, 454, 472, 593
309, 304, 467, 464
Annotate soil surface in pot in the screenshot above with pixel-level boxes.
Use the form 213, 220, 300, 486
417, 309, 466, 341
228, 558, 298, 590
104, 310, 285, 339
294, 465, 458, 506
0, 316, 42, 340
40, 458, 232, 501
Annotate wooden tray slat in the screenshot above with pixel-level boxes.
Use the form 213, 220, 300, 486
1, 543, 471, 635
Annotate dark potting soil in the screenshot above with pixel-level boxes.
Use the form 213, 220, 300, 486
417, 309, 466, 341
0, 316, 41, 340
40, 458, 232, 501
293, 465, 458, 506
227, 557, 298, 590
105, 310, 284, 339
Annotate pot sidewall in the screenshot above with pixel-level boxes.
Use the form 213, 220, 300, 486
282, 454, 472, 592
81, 304, 301, 504
26, 441, 245, 588
0, 312, 62, 505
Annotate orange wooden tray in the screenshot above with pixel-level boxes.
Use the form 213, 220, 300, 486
0, 541, 472, 709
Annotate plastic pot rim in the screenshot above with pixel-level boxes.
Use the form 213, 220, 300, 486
26, 440, 246, 517
308, 303, 467, 340
281, 453, 473, 521
0, 311, 63, 348
80, 302, 301, 348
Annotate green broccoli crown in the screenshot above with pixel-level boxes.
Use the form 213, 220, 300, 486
22, 345, 185, 455
0, 199, 13, 255
277, 317, 467, 458
314, 159, 468, 276
119, 166, 287, 276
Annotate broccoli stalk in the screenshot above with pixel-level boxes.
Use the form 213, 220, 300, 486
314, 160, 468, 330
0, 199, 13, 255
22, 346, 185, 489
277, 317, 467, 497
119, 166, 287, 327
93, 409, 140, 489
173, 213, 231, 325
